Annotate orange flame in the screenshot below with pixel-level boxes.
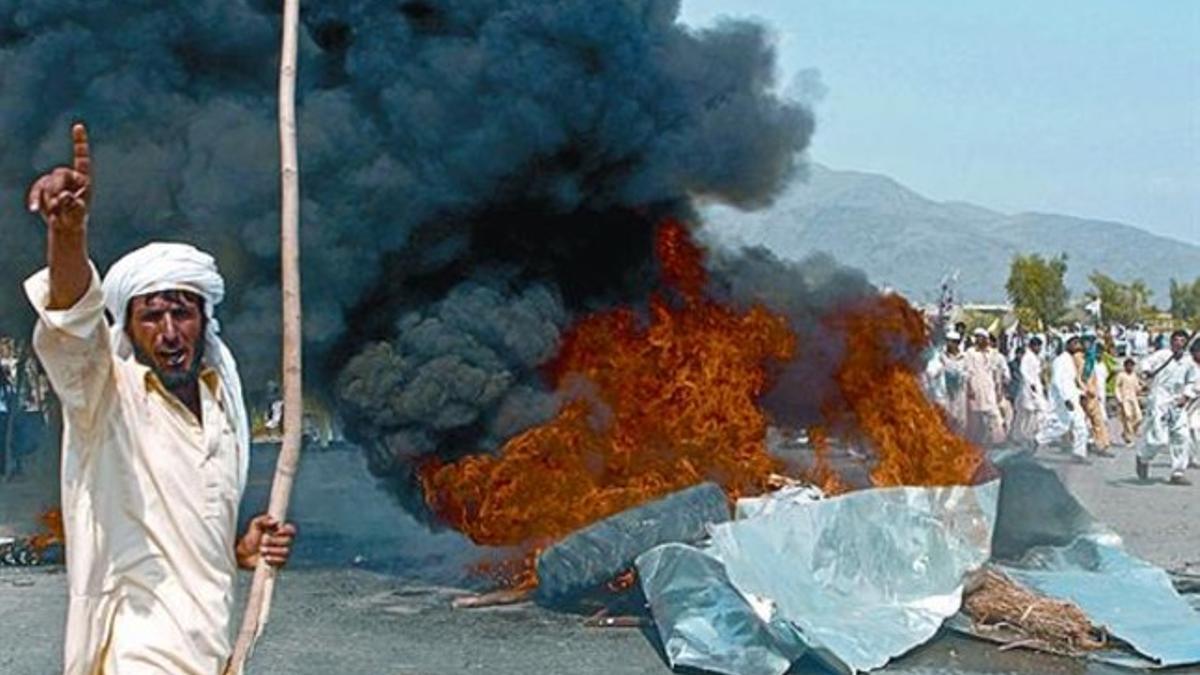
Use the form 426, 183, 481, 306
420, 219, 984, 590
28, 508, 64, 552
420, 220, 795, 572
817, 295, 984, 487
806, 426, 848, 495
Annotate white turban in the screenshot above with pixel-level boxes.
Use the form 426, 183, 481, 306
102, 242, 249, 491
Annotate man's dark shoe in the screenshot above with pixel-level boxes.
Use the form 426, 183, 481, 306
1093, 447, 1116, 458
1135, 457, 1149, 481
1168, 473, 1192, 486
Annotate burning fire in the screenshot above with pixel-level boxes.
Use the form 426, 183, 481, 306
28, 508, 64, 552
805, 426, 848, 495
420, 220, 795, 581
420, 219, 983, 588
816, 295, 983, 487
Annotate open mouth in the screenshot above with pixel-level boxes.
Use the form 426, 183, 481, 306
159, 350, 189, 369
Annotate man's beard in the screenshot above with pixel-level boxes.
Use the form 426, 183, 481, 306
133, 339, 207, 390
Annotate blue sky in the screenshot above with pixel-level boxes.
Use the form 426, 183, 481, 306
679, 1, 1200, 245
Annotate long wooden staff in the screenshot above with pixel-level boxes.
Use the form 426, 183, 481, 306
224, 0, 302, 671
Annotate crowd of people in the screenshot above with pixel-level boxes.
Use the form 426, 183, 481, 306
923, 321, 1200, 484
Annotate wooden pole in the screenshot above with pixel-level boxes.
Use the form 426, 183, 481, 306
224, 0, 301, 671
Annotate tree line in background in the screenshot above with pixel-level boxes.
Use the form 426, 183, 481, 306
1005, 252, 1200, 328
1170, 278, 1200, 323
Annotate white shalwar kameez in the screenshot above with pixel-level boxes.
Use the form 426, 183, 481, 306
1036, 351, 1089, 457
1012, 349, 1048, 444
921, 348, 949, 409
1137, 349, 1199, 476
25, 243, 249, 675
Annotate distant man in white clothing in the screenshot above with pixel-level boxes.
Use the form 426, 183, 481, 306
1012, 336, 1047, 445
1136, 330, 1198, 484
942, 332, 968, 433
964, 328, 1004, 446
1036, 335, 1090, 461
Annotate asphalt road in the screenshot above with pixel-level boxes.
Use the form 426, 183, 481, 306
0, 440, 1196, 674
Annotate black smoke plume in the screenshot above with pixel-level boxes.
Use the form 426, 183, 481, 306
1, 0, 823, 485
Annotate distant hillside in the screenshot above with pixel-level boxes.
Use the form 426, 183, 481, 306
702, 164, 1200, 305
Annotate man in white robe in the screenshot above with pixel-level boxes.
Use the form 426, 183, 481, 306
942, 332, 968, 433
964, 328, 1004, 446
1012, 336, 1047, 445
1036, 336, 1090, 460
25, 123, 297, 675
921, 346, 948, 409
1136, 330, 1199, 484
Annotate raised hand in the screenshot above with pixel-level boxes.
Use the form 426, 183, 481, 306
27, 123, 91, 234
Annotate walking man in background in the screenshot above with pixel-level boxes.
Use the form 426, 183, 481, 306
1037, 335, 1090, 461
1012, 336, 1047, 446
989, 333, 1014, 438
1115, 358, 1143, 446
1135, 330, 1198, 484
942, 332, 968, 433
964, 328, 1004, 446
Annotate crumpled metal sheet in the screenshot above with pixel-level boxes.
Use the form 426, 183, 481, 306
637, 480, 1000, 674
637, 543, 804, 675
981, 450, 1200, 669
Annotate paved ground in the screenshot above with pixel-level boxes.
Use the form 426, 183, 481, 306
1039, 442, 1200, 576
0, 437, 1196, 674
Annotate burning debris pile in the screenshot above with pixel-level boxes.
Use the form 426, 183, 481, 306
418, 220, 793, 578
412, 219, 987, 589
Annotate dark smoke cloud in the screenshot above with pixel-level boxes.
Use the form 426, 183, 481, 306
337, 271, 566, 475
0, 0, 810, 376
1, 1, 817, 485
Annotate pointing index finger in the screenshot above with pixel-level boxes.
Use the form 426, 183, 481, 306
72, 123, 90, 177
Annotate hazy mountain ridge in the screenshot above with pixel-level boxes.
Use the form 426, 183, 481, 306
703, 164, 1200, 305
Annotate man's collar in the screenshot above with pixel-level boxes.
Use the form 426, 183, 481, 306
131, 358, 222, 401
